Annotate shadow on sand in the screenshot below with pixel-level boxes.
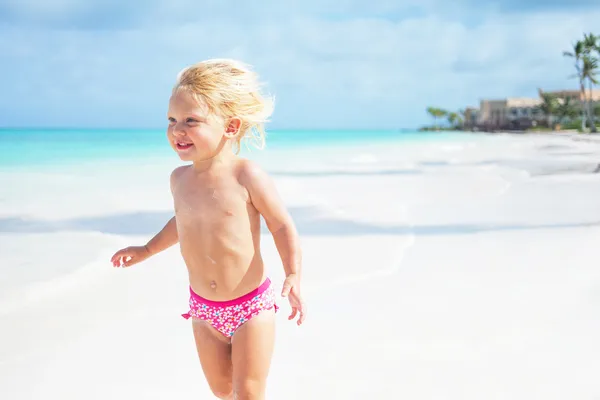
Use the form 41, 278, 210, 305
1, 207, 599, 237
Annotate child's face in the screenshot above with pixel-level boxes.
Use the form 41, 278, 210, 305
167, 89, 226, 162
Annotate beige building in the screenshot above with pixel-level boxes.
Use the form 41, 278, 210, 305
466, 88, 600, 131
477, 97, 543, 130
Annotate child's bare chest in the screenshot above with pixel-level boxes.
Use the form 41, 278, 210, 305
173, 177, 250, 225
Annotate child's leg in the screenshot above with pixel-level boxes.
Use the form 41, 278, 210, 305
192, 319, 234, 399
231, 310, 276, 400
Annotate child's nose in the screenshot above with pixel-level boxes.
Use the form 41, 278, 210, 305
173, 123, 186, 136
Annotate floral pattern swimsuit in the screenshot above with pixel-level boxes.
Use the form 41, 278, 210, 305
181, 278, 279, 337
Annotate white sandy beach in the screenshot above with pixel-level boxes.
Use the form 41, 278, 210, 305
1, 132, 600, 399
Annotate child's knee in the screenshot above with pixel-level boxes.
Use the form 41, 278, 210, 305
209, 380, 233, 399
233, 379, 265, 400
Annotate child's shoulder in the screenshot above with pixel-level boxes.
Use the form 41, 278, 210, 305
236, 158, 271, 186
171, 164, 190, 178
170, 164, 191, 187
235, 158, 280, 205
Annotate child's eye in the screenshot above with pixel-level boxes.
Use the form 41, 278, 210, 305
168, 117, 176, 124
186, 118, 199, 124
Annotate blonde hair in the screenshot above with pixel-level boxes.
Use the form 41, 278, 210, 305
172, 59, 274, 153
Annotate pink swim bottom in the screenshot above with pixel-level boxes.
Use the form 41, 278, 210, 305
181, 278, 279, 337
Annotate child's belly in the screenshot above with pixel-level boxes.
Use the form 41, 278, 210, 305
177, 216, 266, 301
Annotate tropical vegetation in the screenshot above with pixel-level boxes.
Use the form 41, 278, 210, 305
563, 33, 599, 132
422, 107, 464, 131
421, 32, 600, 133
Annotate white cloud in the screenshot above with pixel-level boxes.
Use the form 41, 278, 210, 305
1, 3, 600, 128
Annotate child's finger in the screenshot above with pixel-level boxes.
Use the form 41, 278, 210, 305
298, 311, 305, 325
111, 248, 127, 261
110, 252, 120, 264
297, 303, 306, 325
111, 251, 127, 266
288, 308, 298, 320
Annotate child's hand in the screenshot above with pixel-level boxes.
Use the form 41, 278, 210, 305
281, 274, 306, 326
110, 245, 151, 268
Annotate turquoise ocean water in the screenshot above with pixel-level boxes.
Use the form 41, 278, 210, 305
0, 128, 466, 169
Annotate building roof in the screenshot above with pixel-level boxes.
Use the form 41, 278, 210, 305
540, 88, 600, 101
506, 97, 542, 107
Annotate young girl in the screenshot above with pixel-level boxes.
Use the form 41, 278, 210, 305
110, 59, 305, 400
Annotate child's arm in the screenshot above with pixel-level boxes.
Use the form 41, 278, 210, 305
146, 216, 179, 255
111, 167, 183, 268
241, 161, 306, 325
110, 217, 179, 267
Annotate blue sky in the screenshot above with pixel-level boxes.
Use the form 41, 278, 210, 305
1, 0, 599, 129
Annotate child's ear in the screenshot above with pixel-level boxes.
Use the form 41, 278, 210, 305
224, 118, 242, 138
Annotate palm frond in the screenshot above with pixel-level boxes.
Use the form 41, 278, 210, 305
584, 33, 599, 50
575, 40, 584, 55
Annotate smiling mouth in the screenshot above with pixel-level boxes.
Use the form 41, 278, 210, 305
176, 141, 194, 150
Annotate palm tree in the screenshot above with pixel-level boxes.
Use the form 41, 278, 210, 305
536, 93, 560, 130
563, 40, 590, 132
426, 107, 447, 130
556, 97, 579, 128
459, 109, 466, 125
583, 55, 599, 132
447, 112, 461, 128
583, 33, 599, 132
457, 109, 466, 129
